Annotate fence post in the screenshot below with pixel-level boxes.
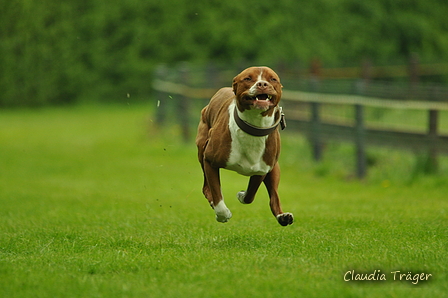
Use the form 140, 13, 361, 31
427, 109, 439, 173
309, 58, 323, 161
178, 63, 191, 143
310, 103, 322, 161
409, 53, 438, 173
355, 104, 366, 178
359, 58, 372, 94
353, 58, 371, 179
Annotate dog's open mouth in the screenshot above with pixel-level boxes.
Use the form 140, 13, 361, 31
252, 94, 272, 101
245, 93, 275, 110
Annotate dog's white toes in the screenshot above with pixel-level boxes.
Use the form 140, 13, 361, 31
276, 212, 294, 226
216, 211, 232, 223
237, 191, 247, 204
214, 200, 232, 223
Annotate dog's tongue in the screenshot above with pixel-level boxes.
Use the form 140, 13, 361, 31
253, 99, 272, 109
256, 94, 268, 101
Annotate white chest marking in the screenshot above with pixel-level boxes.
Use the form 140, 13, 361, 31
225, 102, 274, 176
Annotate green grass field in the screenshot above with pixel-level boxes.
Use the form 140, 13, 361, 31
1, 103, 447, 297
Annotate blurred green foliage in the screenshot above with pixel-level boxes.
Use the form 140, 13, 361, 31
1, 0, 448, 107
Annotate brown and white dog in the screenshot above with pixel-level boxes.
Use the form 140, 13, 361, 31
195, 66, 294, 226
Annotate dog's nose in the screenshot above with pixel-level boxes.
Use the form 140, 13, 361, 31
257, 81, 269, 88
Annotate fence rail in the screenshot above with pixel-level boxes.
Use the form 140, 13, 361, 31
152, 60, 448, 178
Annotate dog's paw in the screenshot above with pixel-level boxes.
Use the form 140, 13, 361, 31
276, 212, 294, 226
237, 191, 247, 204
216, 211, 232, 223
214, 201, 232, 223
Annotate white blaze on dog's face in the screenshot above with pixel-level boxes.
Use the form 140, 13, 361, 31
232, 66, 283, 112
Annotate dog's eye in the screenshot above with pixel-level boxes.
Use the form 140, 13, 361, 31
243, 77, 251, 82
271, 77, 277, 82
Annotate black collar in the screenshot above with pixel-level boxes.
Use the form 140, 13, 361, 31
233, 106, 286, 137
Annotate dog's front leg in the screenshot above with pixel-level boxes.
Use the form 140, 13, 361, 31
264, 163, 294, 226
203, 158, 232, 223
237, 175, 265, 204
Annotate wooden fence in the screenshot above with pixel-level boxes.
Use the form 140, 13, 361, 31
152, 61, 448, 178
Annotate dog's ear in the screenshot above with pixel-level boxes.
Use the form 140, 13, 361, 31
232, 76, 238, 95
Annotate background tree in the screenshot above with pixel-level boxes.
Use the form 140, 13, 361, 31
1, 0, 447, 107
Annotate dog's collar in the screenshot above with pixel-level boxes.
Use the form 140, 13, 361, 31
233, 106, 286, 137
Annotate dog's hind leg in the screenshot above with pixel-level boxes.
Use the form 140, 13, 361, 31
263, 163, 294, 226
237, 175, 265, 204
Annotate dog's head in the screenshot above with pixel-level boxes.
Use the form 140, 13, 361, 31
232, 66, 283, 112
